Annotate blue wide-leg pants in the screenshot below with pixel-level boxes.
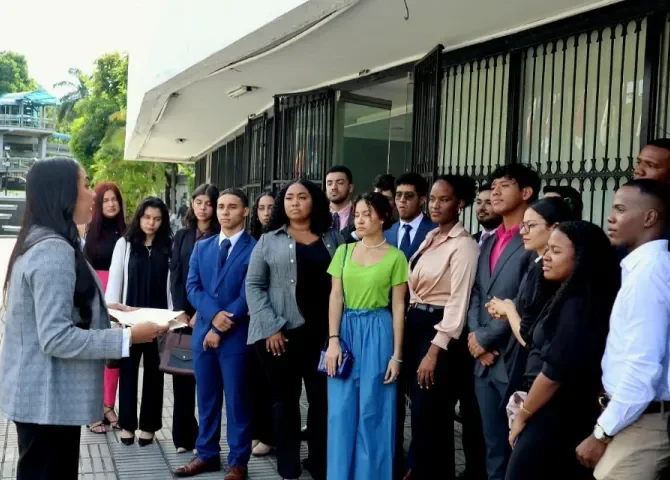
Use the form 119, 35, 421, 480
327, 307, 397, 480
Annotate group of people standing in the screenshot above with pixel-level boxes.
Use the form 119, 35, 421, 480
1, 138, 670, 480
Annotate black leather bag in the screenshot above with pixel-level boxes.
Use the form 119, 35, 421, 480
159, 331, 194, 376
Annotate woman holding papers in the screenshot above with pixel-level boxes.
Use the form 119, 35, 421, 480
0, 158, 166, 480
84, 182, 127, 434
170, 183, 220, 453
107, 196, 174, 446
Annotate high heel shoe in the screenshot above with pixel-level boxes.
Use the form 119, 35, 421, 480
138, 432, 154, 447
120, 430, 135, 446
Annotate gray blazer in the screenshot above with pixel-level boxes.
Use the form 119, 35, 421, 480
0, 227, 125, 426
246, 226, 341, 345
467, 232, 534, 382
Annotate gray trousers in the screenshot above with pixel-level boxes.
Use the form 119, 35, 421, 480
474, 374, 511, 480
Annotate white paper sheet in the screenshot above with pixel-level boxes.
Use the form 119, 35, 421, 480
108, 308, 187, 330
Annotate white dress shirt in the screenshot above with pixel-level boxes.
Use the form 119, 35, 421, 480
598, 239, 670, 436
398, 213, 425, 248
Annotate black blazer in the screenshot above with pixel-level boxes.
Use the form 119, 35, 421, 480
170, 228, 201, 316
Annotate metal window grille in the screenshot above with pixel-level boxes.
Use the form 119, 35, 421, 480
439, 54, 510, 231
655, 13, 670, 138
244, 114, 269, 206
272, 89, 335, 189
411, 46, 443, 186
194, 157, 206, 186
518, 19, 647, 227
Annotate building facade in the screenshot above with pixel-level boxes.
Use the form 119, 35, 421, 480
126, 0, 670, 229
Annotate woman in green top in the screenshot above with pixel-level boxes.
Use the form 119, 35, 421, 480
325, 192, 408, 479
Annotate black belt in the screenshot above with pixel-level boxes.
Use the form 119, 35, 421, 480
599, 394, 670, 415
409, 303, 444, 313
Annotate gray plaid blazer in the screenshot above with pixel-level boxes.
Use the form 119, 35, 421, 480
0, 227, 125, 426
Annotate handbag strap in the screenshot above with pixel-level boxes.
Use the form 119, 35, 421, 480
341, 244, 348, 309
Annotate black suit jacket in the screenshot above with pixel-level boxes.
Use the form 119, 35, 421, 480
170, 228, 204, 316
473, 231, 482, 244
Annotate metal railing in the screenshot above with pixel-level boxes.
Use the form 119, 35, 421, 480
0, 114, 56, 131
46, 142, 71, 155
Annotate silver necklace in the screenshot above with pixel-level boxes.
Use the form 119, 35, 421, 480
361, 238, 387, 248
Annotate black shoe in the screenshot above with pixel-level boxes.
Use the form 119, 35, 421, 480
138, 435, 154, 447
120, 435, 135, 446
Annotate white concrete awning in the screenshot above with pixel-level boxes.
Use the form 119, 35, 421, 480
125, 0, 621, 163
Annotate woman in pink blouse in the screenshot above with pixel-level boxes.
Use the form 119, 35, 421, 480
404, 174, 486, 480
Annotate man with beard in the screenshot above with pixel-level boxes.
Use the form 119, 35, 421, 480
326, 165, 357, 242
474, 183, 502, 246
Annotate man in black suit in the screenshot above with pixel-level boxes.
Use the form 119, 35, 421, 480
473, 183, 502, 246
466, 164, 540, 480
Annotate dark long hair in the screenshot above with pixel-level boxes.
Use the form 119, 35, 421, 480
84, 182, 126, 261
265, 178, 332, 235
124, 197, 173, 254
4, 158, 96, 328
539, 221, 619, 368
353, 192, 394, 230
249, 191, 276, 239
183, 183, 220, 232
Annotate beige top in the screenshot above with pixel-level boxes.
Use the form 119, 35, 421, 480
408, 222, 479, 349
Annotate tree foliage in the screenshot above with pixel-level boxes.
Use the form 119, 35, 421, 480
89, 109, 168, 215
54, 68, 90, 126
0, 51, 38, 95
68, 53, 128, 169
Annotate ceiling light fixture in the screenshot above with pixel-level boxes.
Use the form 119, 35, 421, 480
227, 85, 258, 98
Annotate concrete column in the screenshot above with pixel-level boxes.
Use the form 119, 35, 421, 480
0, 135, 4, 158
38, 136, 47, 159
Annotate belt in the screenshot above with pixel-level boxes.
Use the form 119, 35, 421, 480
409, 303, 444, 313
599, 394, 670, 415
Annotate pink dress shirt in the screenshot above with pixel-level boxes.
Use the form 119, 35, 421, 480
489, 223, 520, 272
331, 202, 352, 232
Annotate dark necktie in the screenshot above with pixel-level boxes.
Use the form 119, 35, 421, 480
399, 224, 413, 259
480, 231, 491, 245
332, 212, 341, 232
219, 238, 232, 269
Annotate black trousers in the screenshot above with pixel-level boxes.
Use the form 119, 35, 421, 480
506, 399, 595, 480
172, 374, 198, 449
250, 350, 274, 445
405, 308, 487, 480
256, 325, 327, 480
119, 340, 164, 432
15, 422, 81, 480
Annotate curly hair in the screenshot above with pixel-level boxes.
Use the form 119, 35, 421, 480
249, 191, 276, 240
353, 192, 395, 231
265, 178, 332, 235
435, 174, 477, 208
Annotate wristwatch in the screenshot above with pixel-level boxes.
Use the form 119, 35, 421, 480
593, 424, 612, 444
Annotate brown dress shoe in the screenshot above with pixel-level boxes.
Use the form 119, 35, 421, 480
174, 457, 221, 477
224, 465, 247, 480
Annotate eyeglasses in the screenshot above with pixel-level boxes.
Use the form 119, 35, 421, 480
395, 192, 417, 200
519, 221, 548, 233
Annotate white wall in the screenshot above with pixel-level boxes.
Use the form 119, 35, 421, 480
126, 0, 311, 152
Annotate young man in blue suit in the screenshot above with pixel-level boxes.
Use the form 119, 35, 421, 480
176, 188, 256, 480
385, 172, 436, 260
384, 172, 436, 480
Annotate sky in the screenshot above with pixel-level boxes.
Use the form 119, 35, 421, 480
0, 0, 139, 97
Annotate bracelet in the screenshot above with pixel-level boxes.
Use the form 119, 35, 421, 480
328, 335, 339, 340
391, 356, 403, 364
426, 353, 434, 362
520, 403, 533, 417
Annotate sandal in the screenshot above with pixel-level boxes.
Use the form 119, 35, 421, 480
88, 404, 120, 434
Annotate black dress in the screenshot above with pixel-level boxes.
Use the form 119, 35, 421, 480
85, 217, 121, 271
505, 294, 606, 480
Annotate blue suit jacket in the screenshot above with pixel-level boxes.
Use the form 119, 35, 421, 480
187, 231, 256, 356
384, 215, 437, 260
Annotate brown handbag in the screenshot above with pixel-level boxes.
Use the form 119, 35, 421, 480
159, 331, 194, 376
